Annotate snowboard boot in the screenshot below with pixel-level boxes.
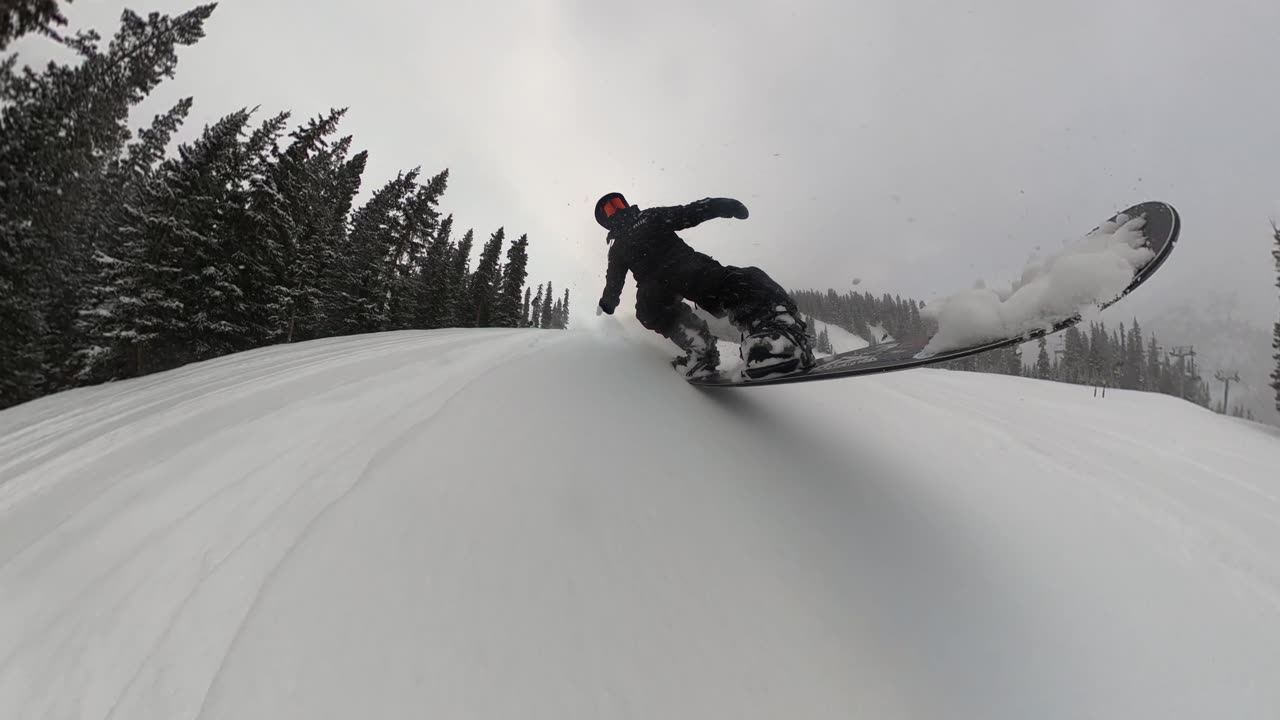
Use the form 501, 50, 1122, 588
736, 304, 816, 380
671, 344, 721, 379
668, 321, 721, 379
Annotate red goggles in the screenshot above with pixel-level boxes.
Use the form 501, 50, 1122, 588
602, 196, 628, 217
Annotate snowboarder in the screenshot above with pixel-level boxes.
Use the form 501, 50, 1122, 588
593, 192, 815, 380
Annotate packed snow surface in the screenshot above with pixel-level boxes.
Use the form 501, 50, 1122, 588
2, 321, 1280, 719
921, 212, 1155, 355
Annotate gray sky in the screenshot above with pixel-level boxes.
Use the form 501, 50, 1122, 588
23, 0, 1280, 328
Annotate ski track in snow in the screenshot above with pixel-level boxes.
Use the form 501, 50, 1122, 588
0, 330, 554, 720
1, 321, 1279, 719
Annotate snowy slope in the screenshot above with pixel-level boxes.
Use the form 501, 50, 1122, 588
810, 319, 870, 354
3, 321, 1280, 719
869, 322, 895, 343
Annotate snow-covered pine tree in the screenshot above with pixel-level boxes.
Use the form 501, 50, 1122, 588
75, 98, 195, 380
391, 170, 447, 330
1118, 321, 1137, 389
160, 109, 284, 360
530, 283, 543, 329
540, 281, 554, 329
1273, 222, 1280, 412
1086, 322, 1106, 386
561, 288, 570, 330
86, 110, 257, 376
224, 111, 293, 350
1061, 326, 1086, 384
853, 314, 872, 345
446, 230, 475, 327
255, 109, 370, 343
908, 299, 924, 338
493, 233, 529, 328
550, 299, 561, 329
1035, 337, 1051, 379
327, 170, 420, 335
1146, 335, 1161, 392
800, 314, 817, 349
0, 4, 215, 407
818, 327, 833, 354
415, 214, 454, 329
465, 228, 505, 327
0, 0, 70, 49
241, 110, 306, 342
521, 287, 532, 328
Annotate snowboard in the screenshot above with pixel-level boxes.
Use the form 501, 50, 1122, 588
688, 200, 1180, 388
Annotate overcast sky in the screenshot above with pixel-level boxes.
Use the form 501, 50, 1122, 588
22, 0, 1280, 327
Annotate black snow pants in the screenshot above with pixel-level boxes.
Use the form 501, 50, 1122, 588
634, 255, 795, 353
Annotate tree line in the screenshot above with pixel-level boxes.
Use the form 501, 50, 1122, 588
1272, 222, 1279, 413
1, 3, 567, 410
948, 322, 1219, 410
792, 288, 929, 344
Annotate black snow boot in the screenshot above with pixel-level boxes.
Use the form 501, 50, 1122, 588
668, 320, 721, 379
736, 304, 816, 380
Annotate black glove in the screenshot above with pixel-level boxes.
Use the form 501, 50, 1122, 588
716, 198, 749, 220
597, 297, 617, 315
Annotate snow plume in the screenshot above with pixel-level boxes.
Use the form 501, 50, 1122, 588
919, 212, 1156, 356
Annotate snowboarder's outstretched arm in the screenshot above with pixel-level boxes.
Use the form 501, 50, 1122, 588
650, 197, 749, 230
597, 242, 628, 314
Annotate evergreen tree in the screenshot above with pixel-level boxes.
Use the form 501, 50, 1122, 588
84, 110, 260, 375
1146, 335, 1161, 392
462, 228, 504, 327
1059, 327, 1081, 383
1035, 337, 1051, 379
74, 98, 195, 379
0, 5, 574, 407
493, 233, 529, 327
1, 0, 70, 49
551, 299, 564, 329
256, 109, 370, 343
540, 281, 554, 329
372, 172, 436, 331
853, 315, 872, 343
530, 284, 543, 329
1006, 345, 1023, 376
392, 170, 447, 330
328, 169, 420, 334
1122, 319, 1145, 390
416, 214, 454, 329
1273, 222, 1280, 412
908, 299, 924, 338
446, 230, 474, 326
192, 110, 285, 356
0, 4, 216, 407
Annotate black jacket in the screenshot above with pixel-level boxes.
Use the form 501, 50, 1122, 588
599, 197, 747, 310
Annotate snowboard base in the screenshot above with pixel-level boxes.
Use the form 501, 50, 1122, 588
688, 201, 1180, 388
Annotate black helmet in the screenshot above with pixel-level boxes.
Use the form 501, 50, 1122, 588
595, 192, 633, 229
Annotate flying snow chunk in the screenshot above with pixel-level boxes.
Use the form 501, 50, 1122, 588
919, 213, 1155, 356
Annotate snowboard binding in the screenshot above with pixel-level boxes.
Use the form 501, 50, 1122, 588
738, 305, 816, 381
